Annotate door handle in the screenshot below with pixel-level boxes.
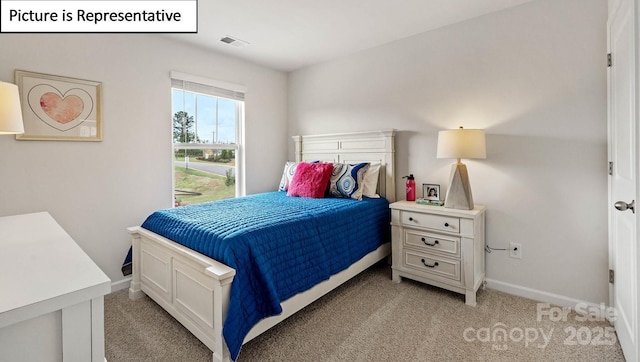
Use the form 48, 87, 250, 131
615, 200, 635, 213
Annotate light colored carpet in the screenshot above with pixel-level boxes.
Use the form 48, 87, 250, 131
105, 263, 625, 361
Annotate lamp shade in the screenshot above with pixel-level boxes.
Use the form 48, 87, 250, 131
437, 128, 486, 160
0, 81, 24, 134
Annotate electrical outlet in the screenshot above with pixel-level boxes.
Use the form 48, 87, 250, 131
509, 242, 522, 259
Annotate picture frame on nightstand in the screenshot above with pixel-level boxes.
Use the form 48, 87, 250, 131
423, 183, 440, 201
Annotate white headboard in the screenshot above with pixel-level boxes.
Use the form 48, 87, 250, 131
292, 129, 396, 202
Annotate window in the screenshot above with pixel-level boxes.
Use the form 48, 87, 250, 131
171, 72, 245, 206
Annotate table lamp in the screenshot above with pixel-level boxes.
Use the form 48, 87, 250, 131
0, 81, 24, 134
437, 126, 486, 210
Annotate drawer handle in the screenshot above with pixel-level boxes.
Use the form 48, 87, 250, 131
421, 259, 439, 268
409, 217, 416, 222
421, 238, 439, 247
444, 222, 450, 227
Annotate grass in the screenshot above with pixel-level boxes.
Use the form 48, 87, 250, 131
174, 166, 235, 206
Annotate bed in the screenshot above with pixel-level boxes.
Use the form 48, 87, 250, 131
127, 129, 396, 362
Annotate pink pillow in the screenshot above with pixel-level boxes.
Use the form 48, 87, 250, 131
287, 162, 334, 198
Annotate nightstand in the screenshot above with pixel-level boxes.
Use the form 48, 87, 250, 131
389, 201, 486, 306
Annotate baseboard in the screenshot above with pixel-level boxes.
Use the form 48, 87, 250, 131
485, 278, 605, 309
110, 277, 132, 293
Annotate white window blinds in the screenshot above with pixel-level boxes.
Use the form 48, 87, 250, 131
170, 71, 245, 101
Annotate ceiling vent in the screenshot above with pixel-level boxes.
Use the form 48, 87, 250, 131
220, 36, 249, 48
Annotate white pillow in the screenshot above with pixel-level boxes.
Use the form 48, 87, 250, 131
362, 162, 381, 198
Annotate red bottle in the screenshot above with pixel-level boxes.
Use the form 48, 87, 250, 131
403, 174, 416, 201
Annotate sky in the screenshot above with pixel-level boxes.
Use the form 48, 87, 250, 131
171, 89, 237, 144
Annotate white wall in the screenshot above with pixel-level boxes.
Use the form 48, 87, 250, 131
288, 0, 609, 304
0, 34, 288, 285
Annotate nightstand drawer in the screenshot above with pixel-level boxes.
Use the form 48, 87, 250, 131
404, 250, 460, 281
405, 230, 460, 257
401, 211, 460, 233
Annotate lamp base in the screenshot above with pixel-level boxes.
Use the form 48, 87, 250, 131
444, 162, 474, 210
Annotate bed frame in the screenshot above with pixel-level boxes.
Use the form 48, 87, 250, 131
128, 129, 396, 362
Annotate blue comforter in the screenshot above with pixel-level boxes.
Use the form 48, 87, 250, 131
141, 192, 390, 360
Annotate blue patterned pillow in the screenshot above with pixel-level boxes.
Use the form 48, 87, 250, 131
328, 162, 370, 200
278, 161, 298, 191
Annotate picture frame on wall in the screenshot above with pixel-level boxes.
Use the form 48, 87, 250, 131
15, 70, 102, 141
423, 183, 440, 201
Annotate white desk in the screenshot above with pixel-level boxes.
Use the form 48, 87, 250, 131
0, 212, 111, 362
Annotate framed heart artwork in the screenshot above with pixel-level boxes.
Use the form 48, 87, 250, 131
15, 70, 102, 141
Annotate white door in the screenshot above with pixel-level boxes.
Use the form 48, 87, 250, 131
608, 0, 639, 361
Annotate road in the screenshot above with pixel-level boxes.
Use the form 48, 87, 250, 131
175, 160, 235, 177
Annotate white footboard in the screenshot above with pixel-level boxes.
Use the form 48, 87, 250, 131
128, 226, 235, 362
128, 226, 391, 362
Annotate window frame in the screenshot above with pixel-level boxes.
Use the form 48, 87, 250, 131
170, 71, 246, 204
